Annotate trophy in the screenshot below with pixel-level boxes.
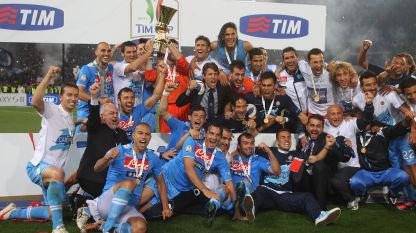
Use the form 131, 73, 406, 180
152, 5, 177, 58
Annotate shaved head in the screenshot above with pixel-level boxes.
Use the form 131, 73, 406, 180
326, 104, 344, 127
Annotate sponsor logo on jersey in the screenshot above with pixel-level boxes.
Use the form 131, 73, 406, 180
240, 14, 308, 39
124, 156, 150, 171
0, 4, 64, 31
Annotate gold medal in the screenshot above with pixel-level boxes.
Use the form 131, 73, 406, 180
313, 95, 320, 102
264, 118, 269, 124
204, 170, 209, 176
361, 147, 366, 154
136, 179, 141, 185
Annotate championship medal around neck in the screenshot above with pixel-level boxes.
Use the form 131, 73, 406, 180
313, 95, 320, 103
361, 147, 367, 154
264, 117, 269, 124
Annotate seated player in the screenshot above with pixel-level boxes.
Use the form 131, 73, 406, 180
142, 123, 237, 224
260, 129, 341, 225
230, 132, 281, 221
93, 123, 171, 233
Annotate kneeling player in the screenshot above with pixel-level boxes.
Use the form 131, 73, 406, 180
142, 123, 236, 224
262, 129, 341, 225
94, 123, 171, 233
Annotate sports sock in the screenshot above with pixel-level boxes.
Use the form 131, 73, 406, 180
102, 187, 132, 232
46, 181, 65, 229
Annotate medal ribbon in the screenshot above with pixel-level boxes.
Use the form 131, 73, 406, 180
225, 46, 237, 65
132, 147, 147, 184
262, 96, 275, 121
359, 134, 373, 150
203, 143, 217, 173
238, 155, 252, 178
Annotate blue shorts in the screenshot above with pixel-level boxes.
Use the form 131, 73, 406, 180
389, 134, 416, 167
26, 161, 50, 204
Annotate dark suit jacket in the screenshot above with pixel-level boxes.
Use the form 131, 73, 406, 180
176, 82, 233, 122
76, 103, 130, 195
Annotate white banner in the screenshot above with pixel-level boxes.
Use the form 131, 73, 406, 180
0, 132, 279, 197
0, 0, 326, 50
0, 93, 26, 106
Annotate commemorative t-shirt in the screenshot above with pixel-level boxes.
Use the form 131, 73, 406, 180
113, 60, 145, 106
324, 119, 360, 168
353, 91, 404, 126
298, 60, 335, 115
30, 102, 75, 168
118, 104, 152, 140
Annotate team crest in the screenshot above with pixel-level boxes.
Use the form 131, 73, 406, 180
186, 145, 192, 152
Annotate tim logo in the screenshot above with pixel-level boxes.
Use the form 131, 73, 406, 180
240, 14, 308, 39
124, 157, 150, 171
0, 4, 64, 31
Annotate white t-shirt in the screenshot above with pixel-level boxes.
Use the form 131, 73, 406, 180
352, 91, 404, 126
113, 60, 145, 106
333, 85, 361, 114
324, 119, 360, 168
298, 60, 334, 115
278, 68, 307, 112
186, 55, 223, 80
30, 102, 75, 168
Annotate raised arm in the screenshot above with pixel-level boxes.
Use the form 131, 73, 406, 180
94, 147, 120, 172
159, 81, 178, 121
308, 134, 336, 164
357, 40, 371, 69
31, 66, 60, 114
124, 40, 153, 74
258, 143, 281, 175
143, 61, 166, 109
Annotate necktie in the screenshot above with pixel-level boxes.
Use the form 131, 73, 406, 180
208, 89, 215, 121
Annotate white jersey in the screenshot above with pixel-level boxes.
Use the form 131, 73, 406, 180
113, 60, 145, 106
324, 119, 360, 168
298, 60, 334, 115
352, 91, 404, 126
30, 102, 75, 168
333, 85, 361, 114
186, 55, 223, 80
278, 68, 307, 112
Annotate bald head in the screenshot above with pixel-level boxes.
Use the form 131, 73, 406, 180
100, 103, 119, 129
95, 42, 111, 66
326, 104, 344, 127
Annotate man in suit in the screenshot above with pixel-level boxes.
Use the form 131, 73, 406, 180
176, 62, 233, 123
76, 82, 130, 198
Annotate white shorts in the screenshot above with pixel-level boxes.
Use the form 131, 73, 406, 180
97, 188, 145, 224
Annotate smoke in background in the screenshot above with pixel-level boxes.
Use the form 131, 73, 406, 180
1, 0, 415, 84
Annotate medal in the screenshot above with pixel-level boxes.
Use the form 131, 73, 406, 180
132, 145, 147, 185
313, 95, 320, 102
261, 96, 274, 125
310, 76, 320, 103
225, 46, 237, 65
359, 134, 373, 155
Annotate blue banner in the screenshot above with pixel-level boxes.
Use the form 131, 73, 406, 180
26, 94, 60, 106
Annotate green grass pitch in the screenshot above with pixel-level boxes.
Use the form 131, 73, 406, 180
1, 106, 416, 232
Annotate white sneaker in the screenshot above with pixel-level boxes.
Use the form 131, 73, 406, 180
0, 203, 16, 220
243, 195, 255, 222
347, 197, 360, 211
77, 207, 91, 230
52, 225, 69, 233
315, 207, 341, 226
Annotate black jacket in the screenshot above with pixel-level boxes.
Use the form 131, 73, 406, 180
176, 82, 233, 123
77, 103, 129, 187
